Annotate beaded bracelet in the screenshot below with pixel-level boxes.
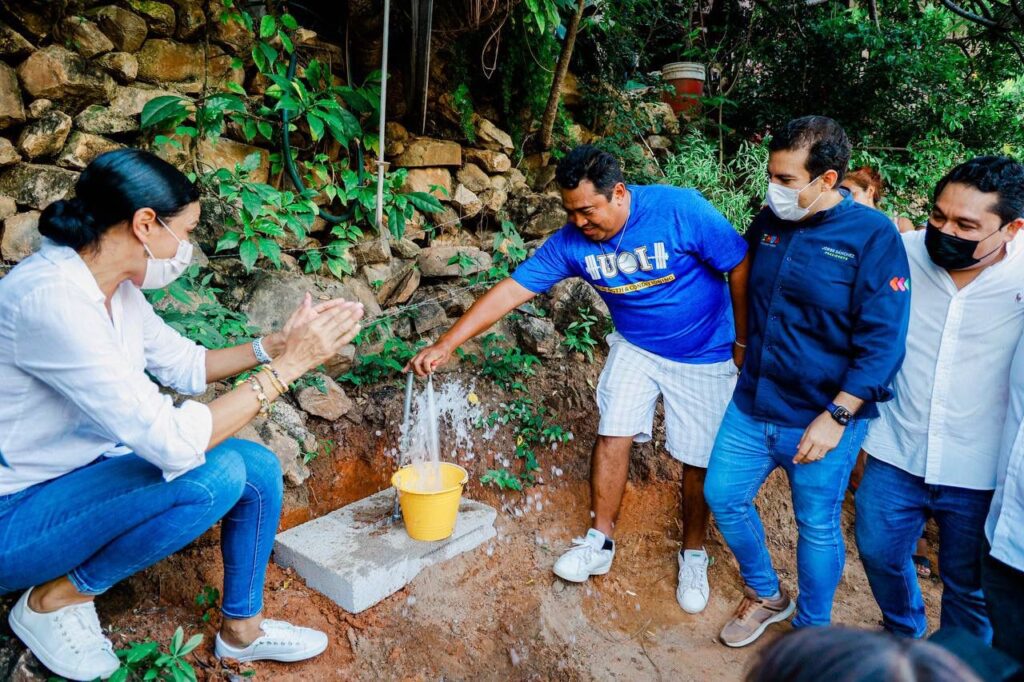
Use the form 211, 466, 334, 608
261, 364, 289, 394
246, 375, 271, 416
252, 336, 272, 364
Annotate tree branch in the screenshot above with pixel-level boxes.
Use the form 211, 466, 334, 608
940, 0, 1001, 28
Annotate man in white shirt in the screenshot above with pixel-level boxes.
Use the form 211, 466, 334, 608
854, 156, 1024, 642
984, 330, 1024, 666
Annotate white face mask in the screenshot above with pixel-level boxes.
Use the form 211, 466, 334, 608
141, 217, 193, 290
765, 175, 825, 222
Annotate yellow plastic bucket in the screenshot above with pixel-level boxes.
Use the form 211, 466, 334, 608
391, 463, 468, 541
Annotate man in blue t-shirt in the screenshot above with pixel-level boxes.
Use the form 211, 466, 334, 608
408, 145, 749, 616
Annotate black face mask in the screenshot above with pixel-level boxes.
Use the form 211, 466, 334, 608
924, 222, 1005, 271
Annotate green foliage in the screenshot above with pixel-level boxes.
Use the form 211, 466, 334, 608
469, 220, 529, 284
470, 333, 541, 392
111, 627, 202, 682
146, 265, 258, 349
661, 133, 768, 230
451, 82, 477, 143
446, 250, 478, 274
481, 395, 572, 490
338, 335, 426, 386
194, 585, 219, 623
562, 307, 599, 362
292, 369, 329, 394
480, 467, 524, 491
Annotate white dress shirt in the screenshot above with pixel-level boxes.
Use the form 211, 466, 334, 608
0, 240, 212, 496
863, 229, 1024, 490
986, 331, 1024, 571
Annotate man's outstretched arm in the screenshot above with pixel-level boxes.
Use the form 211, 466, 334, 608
406, 278, 538, 376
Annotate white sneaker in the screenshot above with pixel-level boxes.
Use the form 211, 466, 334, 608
553, 528, 615, 583
8, 588, 120, 681
676, 548, 710, 614
215, 619, 328, 663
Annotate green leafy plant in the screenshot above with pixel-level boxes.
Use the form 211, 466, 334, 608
146, 264, 259, 349
471, 333, 541, 392
194, 585, 220, 623
481, 468, 524, 491
562, 306, 599, 362
446, 250, 478, 275
111, 627, 203, 682
338, 336, 427, 386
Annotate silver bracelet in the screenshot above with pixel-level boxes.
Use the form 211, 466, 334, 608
252, 336, 273, 364
733, 340, 747, 349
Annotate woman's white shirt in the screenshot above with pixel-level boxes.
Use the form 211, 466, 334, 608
0, 240, 211, 495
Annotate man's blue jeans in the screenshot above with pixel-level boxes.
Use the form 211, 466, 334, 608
0, 439, 283, 619
855, 456, 993, 642
705, 402, 868, 627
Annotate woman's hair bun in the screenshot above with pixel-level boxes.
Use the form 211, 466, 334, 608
38, 197, 99, 250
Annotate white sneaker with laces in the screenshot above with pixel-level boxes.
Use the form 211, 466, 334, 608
552, 528, 615, 583
215, 619, 328, 663
676, 548, 711, 614
8, 588, 120, 681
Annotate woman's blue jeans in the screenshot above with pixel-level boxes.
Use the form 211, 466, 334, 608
0, 438, 283, 619
705, 402, 868, 628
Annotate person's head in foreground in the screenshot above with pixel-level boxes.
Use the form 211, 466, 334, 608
926, 155, 1024, 271
555, 144, 631, 241
745, 627, 982, 682
0, 148, 362, 681
843, 166, 885, 209
765, 115, 851, 221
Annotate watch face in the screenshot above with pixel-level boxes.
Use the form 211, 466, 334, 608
833, 406, 851, 424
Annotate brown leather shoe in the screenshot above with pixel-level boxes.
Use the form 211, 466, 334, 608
720, 586, 795, 648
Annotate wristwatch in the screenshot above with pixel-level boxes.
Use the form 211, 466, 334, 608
827, 402, 852, 426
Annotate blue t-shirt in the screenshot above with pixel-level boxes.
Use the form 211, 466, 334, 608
511, 184, 748, 363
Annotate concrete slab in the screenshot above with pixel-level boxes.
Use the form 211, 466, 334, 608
273, 489, 497, 614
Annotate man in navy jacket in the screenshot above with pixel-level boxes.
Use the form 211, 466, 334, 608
704, 116, 911, 647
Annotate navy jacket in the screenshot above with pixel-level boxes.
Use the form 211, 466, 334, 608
734, 193, 911, 427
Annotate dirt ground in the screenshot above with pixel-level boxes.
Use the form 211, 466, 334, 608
0, 361, 943, 681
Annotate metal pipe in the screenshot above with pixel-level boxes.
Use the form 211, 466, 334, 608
375, 0, 391, 234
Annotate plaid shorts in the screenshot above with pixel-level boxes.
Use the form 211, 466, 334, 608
597, 333, 738, 468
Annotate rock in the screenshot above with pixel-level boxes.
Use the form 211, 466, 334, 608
0, 22, 34, 60
75, 104, 138, 134
412, 299, 448, 335
392, 137, 462, 168
241, 272, 383, 334
509, 168, 528, 190
2, 211, 42, 262
169, 0, 206, 40
401, 167, 451, 201
198, 138, 270, 183
480, 187, 508, 214
57, 131, 124, 170
638, 101, 680, 135
257, 419, 310, 487
296, 374, 353, 420
549, 277, 610, 330
386, 120, 409, 143
323, 344, 356, 377
95, 52, 139, 84
509, 192, 567, 239
350, 234, 392, 265
0, 138, 21, 167
16, 46, 115, 103
474, 116, 514, 153
17, 110, 73, 160
0, 165, 78, 210
512, 315, 559, 358
464, 148, 511, 174
0, 195, 16, 220
417, 245, 492, 278
212, 10, 253, 52
7, 649, 47, 682
647, 134, 673, 151
530, 165, 557, 192
26, 99, 51, 119
109, 84, 180, 118
60, 16, 114, 58
451, 184, 482, 218
126, 1, 176, 37
91, 5, 148, 52
0, 63, 26, 130
562, 71, 582, 109
389, 237, 421, 259
136, 39, 204, 83
376, 261, 420, 307
457, 163, 491, 194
